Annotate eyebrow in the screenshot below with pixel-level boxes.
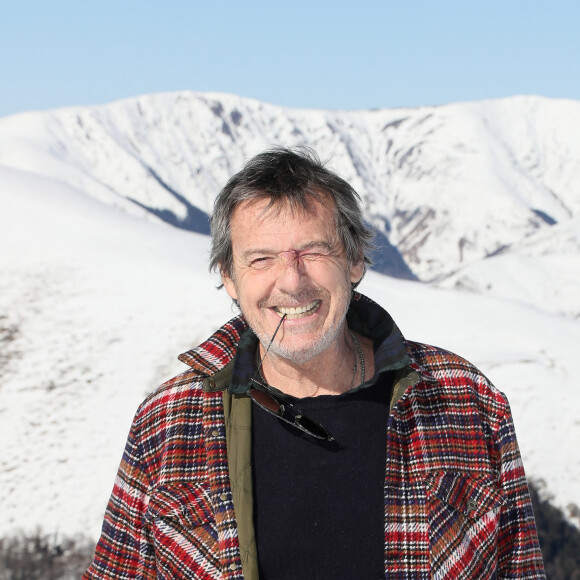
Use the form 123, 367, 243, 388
241, 240, 334, 261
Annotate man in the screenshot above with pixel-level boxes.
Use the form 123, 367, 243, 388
84, 148, 545, 579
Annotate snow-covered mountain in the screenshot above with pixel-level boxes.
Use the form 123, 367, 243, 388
1, 93, 579, 540
1, 91, 579, 315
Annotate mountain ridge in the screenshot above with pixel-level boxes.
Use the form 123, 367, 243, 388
1, 91, 578, 289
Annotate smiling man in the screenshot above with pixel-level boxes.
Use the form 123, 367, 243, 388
85, 148, 545, 579
221, 192, 368, 394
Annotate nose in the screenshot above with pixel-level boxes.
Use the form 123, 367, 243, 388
275, 250, 306, 293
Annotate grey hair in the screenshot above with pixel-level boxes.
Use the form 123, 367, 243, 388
209, 147, 374, 287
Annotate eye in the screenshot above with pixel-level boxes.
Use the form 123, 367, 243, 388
301, 250, 329, 261
250, 257, 274, 269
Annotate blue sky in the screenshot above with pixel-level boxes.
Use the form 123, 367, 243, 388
1, 0, 579, 118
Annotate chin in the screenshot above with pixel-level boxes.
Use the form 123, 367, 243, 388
268, 345, 318, 365
262, 330, 340, 365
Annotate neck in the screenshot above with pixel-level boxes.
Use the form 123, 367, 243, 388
258, 326, 373, 398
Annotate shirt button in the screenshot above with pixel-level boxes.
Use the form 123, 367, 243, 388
211, 429, 219, 437
466, 499, 477, 513
229, 563, 238, 570
220, 493, 227, 501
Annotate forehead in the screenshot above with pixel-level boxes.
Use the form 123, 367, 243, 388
229, 195, 338, 249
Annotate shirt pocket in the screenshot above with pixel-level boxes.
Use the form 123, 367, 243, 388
144, 482, 222, 580
424, 471, 507, 580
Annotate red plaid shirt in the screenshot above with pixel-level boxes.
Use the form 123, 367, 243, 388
84, 293, 545, 579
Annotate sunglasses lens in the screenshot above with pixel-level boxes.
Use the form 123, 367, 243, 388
249, 381, 334, 441
295, 415, 333, 440
249, 387, 281, 414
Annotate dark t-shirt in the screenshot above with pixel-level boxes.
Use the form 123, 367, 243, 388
252, 372, 392, 580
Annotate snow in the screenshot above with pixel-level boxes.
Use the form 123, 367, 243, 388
1, 92, 579, 540
437, 216, 580, 318
0, 165, 233, 537
2, 92, 579, 285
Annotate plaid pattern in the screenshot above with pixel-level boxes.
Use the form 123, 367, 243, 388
386, 342, 545, 578
84, 294, 545, 579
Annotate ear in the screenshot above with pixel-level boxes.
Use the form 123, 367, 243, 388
221, 271, 238, 301
349, 259, 365, 285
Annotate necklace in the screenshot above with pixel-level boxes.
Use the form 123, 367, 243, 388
349, 330, 365, 390
255, 330, 365, 392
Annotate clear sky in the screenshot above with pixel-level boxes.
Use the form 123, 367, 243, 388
1, 0, 579, 118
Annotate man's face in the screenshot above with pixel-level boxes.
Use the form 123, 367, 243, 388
222, 195, 364, 364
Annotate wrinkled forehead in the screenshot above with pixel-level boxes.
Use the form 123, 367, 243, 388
228, 193, 342, 258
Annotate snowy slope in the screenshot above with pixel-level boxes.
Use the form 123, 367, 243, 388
1, 162, 579, 540
437, 216, 580, 318
0, 92, 578, 288
0, 166, 233, 536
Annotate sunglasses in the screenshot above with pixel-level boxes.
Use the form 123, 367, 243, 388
248, 314, 334, 442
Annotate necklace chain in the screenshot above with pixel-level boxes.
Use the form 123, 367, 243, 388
349, 330, 365, 390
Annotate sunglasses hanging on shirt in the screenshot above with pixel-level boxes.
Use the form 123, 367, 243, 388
248, 314, 334, 442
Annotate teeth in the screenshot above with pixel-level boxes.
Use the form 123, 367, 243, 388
275, 300, 320, 319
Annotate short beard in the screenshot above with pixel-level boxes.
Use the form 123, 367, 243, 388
251, 287, 351, 365
254, 317, 347, 365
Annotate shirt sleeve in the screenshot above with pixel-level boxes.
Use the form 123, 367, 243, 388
495, 400, 546, 579
82, 413, 154, 579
